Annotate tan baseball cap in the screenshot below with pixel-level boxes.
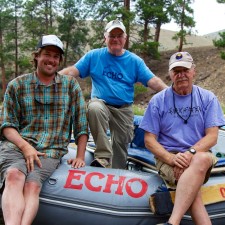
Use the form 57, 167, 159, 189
105, 19, 126, 33
169, 52, 193, 71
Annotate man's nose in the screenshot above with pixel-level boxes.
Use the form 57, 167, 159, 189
177, 70, 186, 76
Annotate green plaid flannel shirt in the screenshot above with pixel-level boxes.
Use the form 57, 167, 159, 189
0, 72, 88, 159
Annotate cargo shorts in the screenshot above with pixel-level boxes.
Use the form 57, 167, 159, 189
0, 141, 60, 189
155, 151, 218, 189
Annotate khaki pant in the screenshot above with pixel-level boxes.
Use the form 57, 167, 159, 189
88, 99, 133, 169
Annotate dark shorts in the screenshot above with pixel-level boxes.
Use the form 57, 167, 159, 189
0, 141, 60, 189
155, 151, 218, 189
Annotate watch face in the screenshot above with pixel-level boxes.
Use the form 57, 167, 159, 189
189, 148, 196, 154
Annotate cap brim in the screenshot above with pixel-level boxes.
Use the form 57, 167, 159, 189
37, 44, 64, 54
106, 25, 125, 33
169, 62, 192, 71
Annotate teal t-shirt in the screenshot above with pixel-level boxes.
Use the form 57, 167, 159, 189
75, 47, 155, 105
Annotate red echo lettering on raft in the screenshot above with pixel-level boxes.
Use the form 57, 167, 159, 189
220, 187, 225, 198
64, 170, 148, 198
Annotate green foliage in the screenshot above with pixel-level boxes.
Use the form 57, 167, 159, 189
84, 0, 136, 49
213, 32, 225, 60
136, 0, 171, 25
132, 104, 146, 116
87, 20, 106, 49
5, 68, 14, 79
130, 41, 160, 59
172, 29, 193, 48
213, 32, 225, 47
84, 0, 122, 20
23, 0, 58, 36
135, 0, 172, 51
220, 52, 225, 60
18, 56, 33, 72
134, 83, 148, 97
222, 105, 225, 114
58, 0, 89, 65
169, 0, 195, 51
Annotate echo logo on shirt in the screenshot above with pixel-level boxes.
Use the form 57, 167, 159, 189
102, 66, 123, 80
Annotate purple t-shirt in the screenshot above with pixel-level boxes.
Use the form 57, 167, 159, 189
140, 85, 225, 152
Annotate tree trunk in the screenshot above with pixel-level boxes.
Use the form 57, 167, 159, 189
124, 0, 130, 49
143, 21, 148, 43
45, 0, 49, 33
154, 22, 161, 43
0, 30, 6, 100
178, 0, 185, 51
15, 4, 19, 77
63, 39, 69, 67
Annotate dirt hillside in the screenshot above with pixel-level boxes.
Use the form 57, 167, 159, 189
134, 46, 225, 107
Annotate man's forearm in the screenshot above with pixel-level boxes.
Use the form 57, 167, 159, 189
59, 66, 79, 77
76, 134, 88, 160
192, 128, 219, 152
144, 132, 174, 165
2, 127, 30, 151
147, 76, 168, 92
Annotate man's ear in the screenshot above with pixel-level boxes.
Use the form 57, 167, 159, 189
34, 52, 39, 60
193, 68, 196, 78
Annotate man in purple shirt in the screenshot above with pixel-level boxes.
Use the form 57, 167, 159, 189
140, 51, 225, 225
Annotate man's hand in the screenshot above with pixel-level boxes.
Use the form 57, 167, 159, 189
22, 145, 46, 172
67, 157, 85, 169
173, 166, 185, 180
2, 127, 47, 172
173, 151, 194, 180
172, 152, 191, 169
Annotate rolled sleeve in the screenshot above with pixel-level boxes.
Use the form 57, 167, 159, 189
72, 79, 89, 144
0, 84, 20, 139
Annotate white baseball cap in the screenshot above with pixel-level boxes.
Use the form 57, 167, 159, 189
105, 19, 126, 33
169, 52, 194, 71
37, 34, 64, 54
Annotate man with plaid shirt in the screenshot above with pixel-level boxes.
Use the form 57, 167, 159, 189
0, 35, 88, 225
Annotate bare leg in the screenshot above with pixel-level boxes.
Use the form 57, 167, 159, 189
189, 191, 212, 225
2, 168, 26, 225
21, 182, 41, 225
168, 153, 212, 225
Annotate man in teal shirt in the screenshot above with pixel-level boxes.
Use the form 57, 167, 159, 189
60, 20, 167, 169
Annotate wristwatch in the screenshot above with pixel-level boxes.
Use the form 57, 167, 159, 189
188, 148, 196, 154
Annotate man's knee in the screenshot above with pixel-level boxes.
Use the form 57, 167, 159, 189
5, 168, 25, 188
88, 100, 104, 115
190, 153, 212, 172
24, 181, 41, 196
